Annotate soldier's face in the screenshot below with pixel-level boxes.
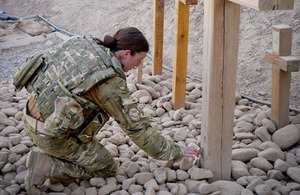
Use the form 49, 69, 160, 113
121, 50, 147, 72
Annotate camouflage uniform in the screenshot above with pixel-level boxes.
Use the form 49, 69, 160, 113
18, 36, 184, 181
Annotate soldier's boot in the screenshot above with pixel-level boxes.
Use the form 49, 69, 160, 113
25, 151, 52, 195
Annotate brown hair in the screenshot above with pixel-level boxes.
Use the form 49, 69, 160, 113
102, 27, 149, 55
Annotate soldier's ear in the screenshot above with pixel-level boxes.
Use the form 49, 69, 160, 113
123, 50, 131, 58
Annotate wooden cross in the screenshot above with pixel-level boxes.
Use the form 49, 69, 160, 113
265, 25, 300, 128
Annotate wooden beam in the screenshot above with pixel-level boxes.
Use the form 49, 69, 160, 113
271, 66, 291, 128
172, 0, 190, 110
272, 25, 292, 56
265, 51, 300, 72
180, 0, 198, 5
228, 0, 294, 10
153, 0, 165, 75
201, 0, 240, 181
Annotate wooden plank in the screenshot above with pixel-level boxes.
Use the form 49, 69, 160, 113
271, 66, 291, 128
228, 0, 294, 10
180, 0, 198, 5
265, 50, 300, 72
137, 60, 143, 84
172, 0, 190, 110
272, 25, 292, 56
201, 0, 240, 181
152, 0, 164, 75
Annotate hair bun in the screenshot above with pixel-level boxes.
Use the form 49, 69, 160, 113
103, 35, 117, 49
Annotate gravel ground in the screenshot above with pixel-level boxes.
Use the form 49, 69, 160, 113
1, 0, 300, 110
0, 58, 300, 194
0, 34, 63, 84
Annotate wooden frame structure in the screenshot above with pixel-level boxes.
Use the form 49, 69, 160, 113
152, 0, 295, 181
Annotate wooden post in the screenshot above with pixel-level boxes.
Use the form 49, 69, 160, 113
201, 0, 240, 181
172, 0, 196, 110
137, 60, 143, 84
266, 25, 300, 128
153, 0, 164, 75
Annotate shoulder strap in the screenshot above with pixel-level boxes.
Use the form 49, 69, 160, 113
13, 54, 44, 90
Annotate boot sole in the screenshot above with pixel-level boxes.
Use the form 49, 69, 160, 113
25, 151, 47, 195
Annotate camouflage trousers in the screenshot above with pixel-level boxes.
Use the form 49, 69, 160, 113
23, 116, 117, 182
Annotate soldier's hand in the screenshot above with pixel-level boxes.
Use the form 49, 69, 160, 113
184, 146, 202, 160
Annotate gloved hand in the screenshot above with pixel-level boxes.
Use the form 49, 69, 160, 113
184, 146, 202, 164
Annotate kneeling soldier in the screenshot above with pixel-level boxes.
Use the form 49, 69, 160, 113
14, 27, 201, 194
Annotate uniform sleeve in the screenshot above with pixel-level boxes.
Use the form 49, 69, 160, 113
85, 76, 184, 161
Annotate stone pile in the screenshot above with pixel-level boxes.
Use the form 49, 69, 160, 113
0, 64, 299, 195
